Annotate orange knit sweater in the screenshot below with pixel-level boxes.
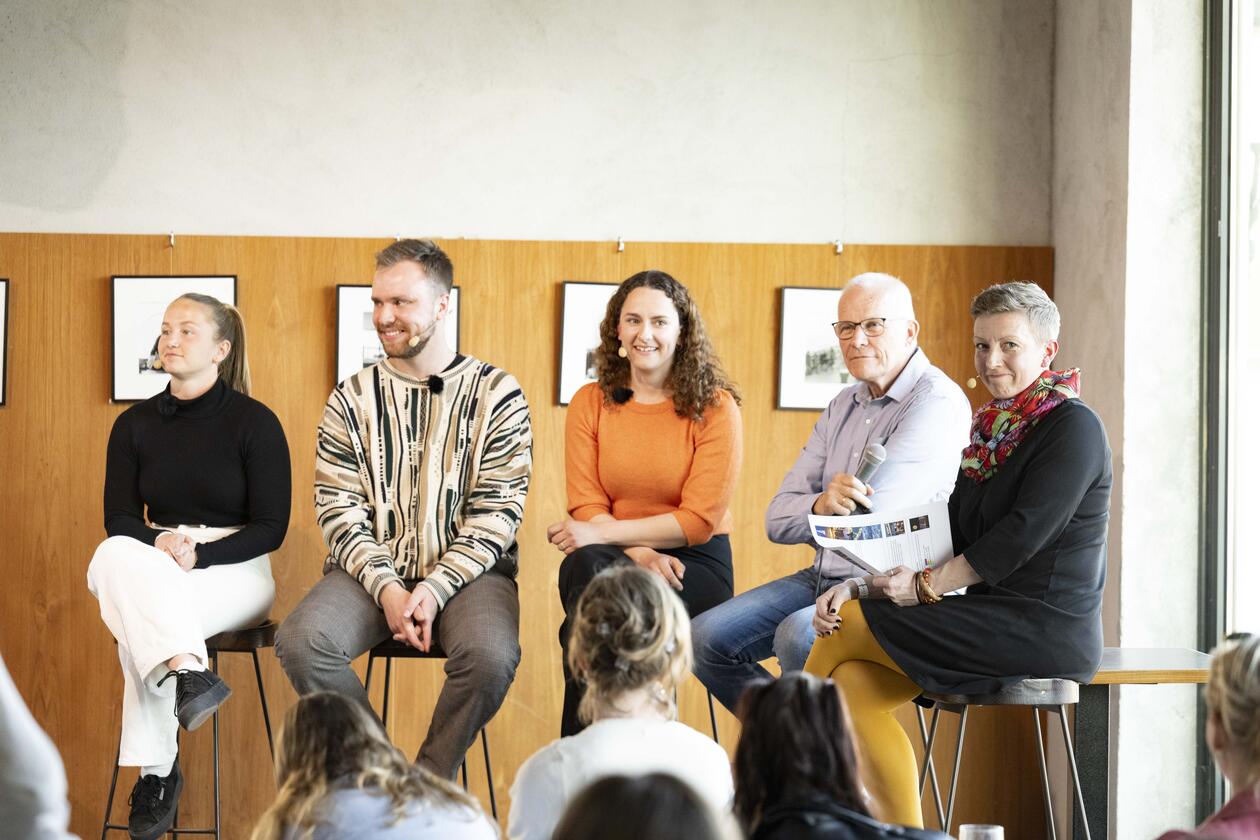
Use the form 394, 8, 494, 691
564, 382, 742, 546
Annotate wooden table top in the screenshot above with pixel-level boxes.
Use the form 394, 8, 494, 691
1089, 647, 1212, 685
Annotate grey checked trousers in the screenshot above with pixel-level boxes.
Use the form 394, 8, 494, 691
275, 567, 521, 779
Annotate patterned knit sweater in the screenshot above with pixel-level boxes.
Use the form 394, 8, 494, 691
315, 356, 532, 608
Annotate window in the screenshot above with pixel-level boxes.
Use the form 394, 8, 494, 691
1225, 0, 1260, 634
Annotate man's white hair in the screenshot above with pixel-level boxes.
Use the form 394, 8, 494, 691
841, 273, 916, 319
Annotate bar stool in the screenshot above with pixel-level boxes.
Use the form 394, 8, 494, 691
363, 639, 498, 819
100, 621, 277, 840
916, 678, 1090, 840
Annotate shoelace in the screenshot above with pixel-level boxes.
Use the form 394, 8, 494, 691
156, 668, 213, 716
128, 772, 166, 816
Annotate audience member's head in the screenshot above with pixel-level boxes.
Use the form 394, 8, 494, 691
733, 672, 870, 831
250, 691, 476, 840
552, 772, 731, 840
568, 564, 691, 725
1206, 633, 1260, 791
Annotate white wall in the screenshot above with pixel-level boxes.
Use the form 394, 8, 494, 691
1054, 1, 1204, 837
0, 0, 1053, 245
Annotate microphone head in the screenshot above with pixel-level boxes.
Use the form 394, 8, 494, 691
611, 387, 634, 404
852, 443, 887, 489
427, 374, 444, 394
864, 443, 887, 466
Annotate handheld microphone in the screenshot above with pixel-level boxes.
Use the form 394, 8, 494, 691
852, 443, 886, 514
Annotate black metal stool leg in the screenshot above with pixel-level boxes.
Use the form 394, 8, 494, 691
212, 652, 221, 840
382, 657, 392, 725
706, 690, 720, 744
481, 728, 497, 819
251, 650, 274, 759
100, 739, 124, 838
171, 728, 181, 836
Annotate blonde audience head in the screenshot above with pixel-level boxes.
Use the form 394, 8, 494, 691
1206, 633, 1260, 791
250, 692, 477, 840
568, 564, 691, 725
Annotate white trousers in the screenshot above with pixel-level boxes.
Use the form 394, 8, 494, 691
86, 525, 274, 767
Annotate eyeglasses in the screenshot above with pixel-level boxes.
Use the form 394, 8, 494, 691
832, 318, 889, 340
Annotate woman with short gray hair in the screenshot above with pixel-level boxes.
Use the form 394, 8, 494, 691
806, 281, 1112, 829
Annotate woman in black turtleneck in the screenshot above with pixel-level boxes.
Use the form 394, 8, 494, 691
86, 293, 290, 840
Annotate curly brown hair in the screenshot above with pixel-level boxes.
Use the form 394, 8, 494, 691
594, 270, 741, 421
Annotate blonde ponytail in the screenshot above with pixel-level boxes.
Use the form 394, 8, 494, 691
177, 293, 251, 395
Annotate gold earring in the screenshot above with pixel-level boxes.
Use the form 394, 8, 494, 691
617, 346, 628, 358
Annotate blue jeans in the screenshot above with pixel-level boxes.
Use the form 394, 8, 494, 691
691, 565, 849, 712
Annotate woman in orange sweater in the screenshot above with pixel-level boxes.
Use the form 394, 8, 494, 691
547, 269, 743, 736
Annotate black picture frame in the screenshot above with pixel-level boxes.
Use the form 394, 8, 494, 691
0, 279, 8, 407
556, 281, 618, 406
776, 285, 849, 410
110, 275, 238, 402
334, 284, 460, 386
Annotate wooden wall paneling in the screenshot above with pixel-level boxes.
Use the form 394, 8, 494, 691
0, 235, 1056, 839
0, 233, 176, 835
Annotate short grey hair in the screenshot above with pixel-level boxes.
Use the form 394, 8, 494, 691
969, 282, 1060, 342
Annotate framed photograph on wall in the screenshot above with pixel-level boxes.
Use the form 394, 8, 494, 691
0, 279, 8, 407
335, 284, 460, 385
557, 281, 618, 405
111, 276, 237, 402
777, 286, 850, 410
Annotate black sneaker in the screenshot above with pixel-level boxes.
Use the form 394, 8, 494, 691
127, 759, 183, 840
157, 668, 232, 731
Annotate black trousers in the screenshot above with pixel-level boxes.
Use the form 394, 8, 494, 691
557, 535, 733, 736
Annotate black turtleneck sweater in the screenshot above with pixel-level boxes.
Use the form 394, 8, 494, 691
103, 378, 292, 568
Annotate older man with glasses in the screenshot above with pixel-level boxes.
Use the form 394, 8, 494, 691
692, 272, 971, 711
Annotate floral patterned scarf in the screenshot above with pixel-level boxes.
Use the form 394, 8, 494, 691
960, 368, 1081, 483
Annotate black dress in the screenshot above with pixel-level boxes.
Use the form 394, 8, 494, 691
861, 399, 1112, 694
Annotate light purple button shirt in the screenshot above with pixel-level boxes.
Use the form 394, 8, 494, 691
764, 348, 972, 579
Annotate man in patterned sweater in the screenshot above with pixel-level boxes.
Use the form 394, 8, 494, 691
277, 239, 532, 779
